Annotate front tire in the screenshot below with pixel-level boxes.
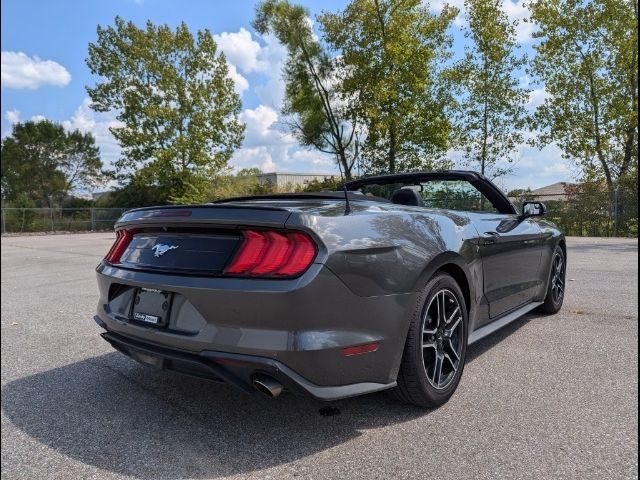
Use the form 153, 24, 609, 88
537, 245, 566, 314
389, 272, 468, 408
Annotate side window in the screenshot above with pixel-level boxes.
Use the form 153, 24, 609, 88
420, 180, 500, 213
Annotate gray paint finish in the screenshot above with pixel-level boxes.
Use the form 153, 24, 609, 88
94, 172, 564, 399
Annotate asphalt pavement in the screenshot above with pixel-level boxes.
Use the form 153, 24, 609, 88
1, 234, 638, 479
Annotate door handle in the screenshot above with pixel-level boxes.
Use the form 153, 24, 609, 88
482, 232, 500, 244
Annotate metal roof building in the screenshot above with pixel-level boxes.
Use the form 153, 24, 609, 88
256, 172, 341, 190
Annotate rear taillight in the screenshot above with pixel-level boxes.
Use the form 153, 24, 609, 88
104, 229, 135, 264
224, 230, 317, 277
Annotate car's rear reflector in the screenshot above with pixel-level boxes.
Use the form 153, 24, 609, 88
341, 342, 380, 356
224, 229, 317, 277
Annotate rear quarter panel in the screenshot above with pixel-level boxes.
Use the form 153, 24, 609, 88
286, 202, 483, 314
285, 201, 484, 382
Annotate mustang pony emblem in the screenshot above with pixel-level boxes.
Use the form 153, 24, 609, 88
151, 244, 179, 257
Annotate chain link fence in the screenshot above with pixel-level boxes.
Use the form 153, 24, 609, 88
510, 185, 638, 238
1, 208, 129, 234
1, 185, 637, 237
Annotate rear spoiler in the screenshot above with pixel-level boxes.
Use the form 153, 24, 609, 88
115, 205, 292, 229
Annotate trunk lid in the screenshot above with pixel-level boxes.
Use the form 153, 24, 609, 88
111, 205, 293, 275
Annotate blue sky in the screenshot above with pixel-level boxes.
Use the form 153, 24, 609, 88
1, 0, 574, 191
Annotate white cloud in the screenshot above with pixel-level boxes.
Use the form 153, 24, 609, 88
5, 109, 20, 125
232, 147, 279, 172
502, 1, 535, 43
528, 88, 549, 108
499, 142, 575, 191
62, 98, 123, 166
448, 127, 576, 191
290, 149, 335, 169
226, 63, 250, 95
239, 105, 295, 147
30, 114, 46, 123
254, 74, 286, 109
231, 104, 336, 174
231, 105, 291, 172
214, 28, 288, 106
214, 28, 263, 73
212, 29, 287, 102
1, 51, 71, 89
253, 34, 287, 108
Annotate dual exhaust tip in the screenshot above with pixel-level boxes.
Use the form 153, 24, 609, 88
252, 374, 283, 398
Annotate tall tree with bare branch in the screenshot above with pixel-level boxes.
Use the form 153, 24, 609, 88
254, 0, 359, 179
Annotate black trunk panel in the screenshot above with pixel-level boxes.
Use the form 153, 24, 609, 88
118, 231, 241, 274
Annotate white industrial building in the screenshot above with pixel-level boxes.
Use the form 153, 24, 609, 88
256, 172, 341, 190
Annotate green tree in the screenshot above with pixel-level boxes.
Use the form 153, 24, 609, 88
296, 176, 343, 192
451, 0, 529, 178
1, 120, 104, 207
86, 18, 245, 201
254, 0, 359, 179
528, 0, 638, 199
320, 0, 458, 173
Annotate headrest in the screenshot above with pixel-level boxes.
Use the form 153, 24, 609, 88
391, 188, 423, 207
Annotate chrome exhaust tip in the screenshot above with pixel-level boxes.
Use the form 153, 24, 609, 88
252, 375, 283, 398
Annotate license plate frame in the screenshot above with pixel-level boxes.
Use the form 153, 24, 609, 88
130, 288, 173, 327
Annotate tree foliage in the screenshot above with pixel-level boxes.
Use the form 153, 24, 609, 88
86, 17, 245, 201
1, 120, 104, 207
528, 0, 638, 196
320, 0, 458, 174
296, 176, 343, 192
254, 0, 359, 179
451, 0, 529, 178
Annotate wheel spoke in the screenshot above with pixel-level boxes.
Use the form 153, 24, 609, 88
446, 306, 460, 324
423, 324, 437, 335
441, 292, 450, 326
443, 352, 457, 374
444, 316, 461, 338
432, 352, 444, 388
445, 338, 460, 362
423, 339, 437, 351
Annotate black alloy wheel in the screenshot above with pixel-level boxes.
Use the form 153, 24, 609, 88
421, 289, 464, 390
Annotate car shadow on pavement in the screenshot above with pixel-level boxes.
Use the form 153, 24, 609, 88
2, 314, 535, 479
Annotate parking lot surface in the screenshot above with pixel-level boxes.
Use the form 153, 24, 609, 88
1, 234, 638, 479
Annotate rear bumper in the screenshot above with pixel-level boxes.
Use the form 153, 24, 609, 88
97, 322, 395, 400
95, 263, 416, 388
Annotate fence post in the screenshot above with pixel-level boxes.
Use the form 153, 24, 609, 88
91, 208, 96, 231
613, 187, 619, 237
1, 209, 5, 234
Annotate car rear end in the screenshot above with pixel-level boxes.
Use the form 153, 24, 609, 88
94, 203, 412, 400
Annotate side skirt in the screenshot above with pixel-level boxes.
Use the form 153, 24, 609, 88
468, 302, 542, 345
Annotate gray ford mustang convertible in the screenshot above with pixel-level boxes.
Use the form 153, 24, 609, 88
95, 170, 566, 407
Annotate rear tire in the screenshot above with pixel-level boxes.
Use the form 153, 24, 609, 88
536, 245, 566, 314
388, 272, 468, 408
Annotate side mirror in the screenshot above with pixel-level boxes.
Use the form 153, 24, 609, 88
521, 201, 546, 219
